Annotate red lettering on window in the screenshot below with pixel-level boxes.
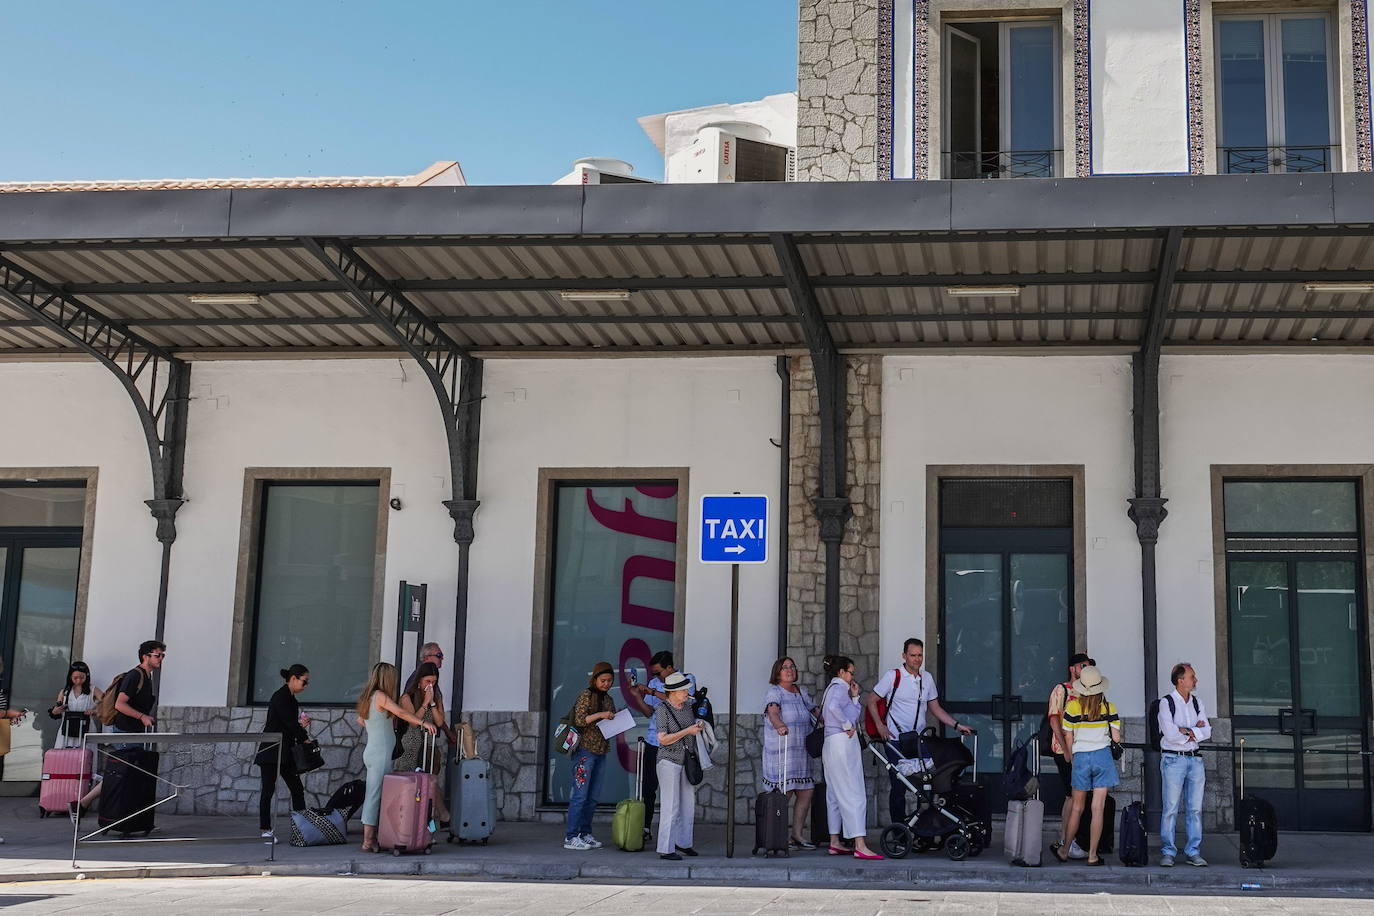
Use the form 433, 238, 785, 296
585, 490, 676, 543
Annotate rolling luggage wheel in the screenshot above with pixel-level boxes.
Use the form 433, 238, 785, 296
38, 808, 46, 818
424, 846, 433, 855
392, 848, 402, 857
945, 833, 971, 861
880, 824, 914, 859
481, 838, 488, 845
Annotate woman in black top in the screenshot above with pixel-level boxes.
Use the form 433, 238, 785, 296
255, 664, 311, 835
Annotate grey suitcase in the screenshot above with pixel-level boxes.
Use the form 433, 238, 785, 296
448, 737, 496, 844
1003, 739, 1044, 867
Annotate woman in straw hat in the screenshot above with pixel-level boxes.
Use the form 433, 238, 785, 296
1053, 664, 1121, 866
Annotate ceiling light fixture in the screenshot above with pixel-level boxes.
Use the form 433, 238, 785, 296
944, 285, 1023, 298
558, 289, 632, 301
187, 293, 262, 306
1303, 282, 1374, 294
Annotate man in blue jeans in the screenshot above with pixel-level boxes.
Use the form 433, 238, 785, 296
1157, 662, 1211, 867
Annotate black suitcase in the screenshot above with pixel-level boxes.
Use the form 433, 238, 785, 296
1075, 791, 1116, 854
950, 782, 991, 850
1238, 795, 1278, 867
1236, 738, 1277, 867
98, 745, 159, 836
753, 740, 790, 856
1118, 800, 1148, 866
810, 781, 830, 847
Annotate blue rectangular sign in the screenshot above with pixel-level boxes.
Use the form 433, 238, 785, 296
699, 494, 769, 564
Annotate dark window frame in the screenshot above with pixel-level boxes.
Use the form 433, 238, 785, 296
245, 479, 383, 708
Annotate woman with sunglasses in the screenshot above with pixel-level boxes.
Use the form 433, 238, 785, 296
254, 664, 312, 840
50, 661, 102, 749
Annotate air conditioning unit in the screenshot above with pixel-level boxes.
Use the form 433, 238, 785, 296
666, 122, 796, 184
553, 157, 655, 186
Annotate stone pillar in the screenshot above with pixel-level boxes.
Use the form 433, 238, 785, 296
786, 355, 882, 687
797, 0, 881, 180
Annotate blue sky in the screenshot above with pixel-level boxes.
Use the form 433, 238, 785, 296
5, 1, 797, 186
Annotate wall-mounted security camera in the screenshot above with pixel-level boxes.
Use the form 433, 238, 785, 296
389, 497, 403, 511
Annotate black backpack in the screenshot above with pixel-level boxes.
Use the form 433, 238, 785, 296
1036, 683, 1068, 757
1001, 736, 1036, 800
693, 686, 714, 727
1147, 694, 1200, 751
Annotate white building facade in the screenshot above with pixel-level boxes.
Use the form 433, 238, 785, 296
0, 2, 1372, 837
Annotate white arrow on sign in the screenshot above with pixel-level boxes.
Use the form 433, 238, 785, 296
724, 545, 746, 554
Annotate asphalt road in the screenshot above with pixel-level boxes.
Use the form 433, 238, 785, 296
0, 876, 1365, 915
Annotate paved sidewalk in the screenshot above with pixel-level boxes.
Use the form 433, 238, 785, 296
1, 798, 1371, 895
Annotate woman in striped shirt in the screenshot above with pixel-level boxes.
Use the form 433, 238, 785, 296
1053, 666, 1120, 866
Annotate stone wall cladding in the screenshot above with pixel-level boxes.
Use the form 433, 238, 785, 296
798, 0, 881, 180
156, 706, 370, 817
785, 355, 882, 689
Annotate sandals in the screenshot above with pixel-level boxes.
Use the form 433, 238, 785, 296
1050, 843, 1070, 864
359, 842, 379, 854
790, 836, 817, 850
1086, 857, 1105, 866
827, 845, 848, 856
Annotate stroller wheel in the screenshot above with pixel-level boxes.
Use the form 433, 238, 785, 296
945, 833, 971, 861
879, 824, 914, 859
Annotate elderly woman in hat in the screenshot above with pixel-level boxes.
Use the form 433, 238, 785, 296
653, 671, 704, 860
563, 661, 618, 851
1054, 664, 1121, 866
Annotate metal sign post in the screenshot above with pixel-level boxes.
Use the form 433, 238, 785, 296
395, 581, 428, 672
700, 493, 768, 859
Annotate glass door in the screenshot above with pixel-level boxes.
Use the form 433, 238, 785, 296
940, 529, 1073, 812
1228, 555, 1369, 830
0, 532, 82, 782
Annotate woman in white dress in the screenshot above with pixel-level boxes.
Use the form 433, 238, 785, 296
49, 661, 102, 749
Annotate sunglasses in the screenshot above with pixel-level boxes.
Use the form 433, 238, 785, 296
150, 652, 167, 659
426, 652, 445, 660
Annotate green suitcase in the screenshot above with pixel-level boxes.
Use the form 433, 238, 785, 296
612, 739, 646, 851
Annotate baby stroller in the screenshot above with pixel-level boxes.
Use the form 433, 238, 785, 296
866, 727, 988, 861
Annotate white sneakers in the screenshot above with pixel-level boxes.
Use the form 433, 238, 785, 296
1068, 839, 1088, 859
562, 833, 603, 850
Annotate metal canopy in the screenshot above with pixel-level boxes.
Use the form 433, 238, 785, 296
2, 174, 1374, 359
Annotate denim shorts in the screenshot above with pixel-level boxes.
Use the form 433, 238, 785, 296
1070, 747, 1120, 791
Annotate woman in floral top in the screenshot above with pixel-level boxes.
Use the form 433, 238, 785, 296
563, 661, 617, 850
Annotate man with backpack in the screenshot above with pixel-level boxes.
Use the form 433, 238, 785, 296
1046, 652, 1093, 859
866, 638, 972, 824
103, 640, 164, 744
1154, 662, 1211, 867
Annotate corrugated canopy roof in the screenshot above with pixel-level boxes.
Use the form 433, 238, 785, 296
1, 174, 1373, 359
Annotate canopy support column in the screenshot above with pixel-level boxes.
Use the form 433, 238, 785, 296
301, 238, 483, 718
1129, 228, 1181, 829
772, 234, 851, 656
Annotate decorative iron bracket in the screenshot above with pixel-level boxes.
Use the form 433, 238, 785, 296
0, 253, 189, 543
301, 239, 481, 539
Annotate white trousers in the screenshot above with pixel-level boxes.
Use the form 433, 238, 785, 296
656, 758, 696, 854
822, 731, 867, 839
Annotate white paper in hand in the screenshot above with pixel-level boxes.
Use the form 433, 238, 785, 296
597, 708, 636, 739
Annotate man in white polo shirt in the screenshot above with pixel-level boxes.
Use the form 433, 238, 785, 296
866, 638, 973, 823
1158, 662, 1211, 868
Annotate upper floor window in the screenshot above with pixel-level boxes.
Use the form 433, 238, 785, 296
943, 20, 1060, 179
1216, 13, 1336, 173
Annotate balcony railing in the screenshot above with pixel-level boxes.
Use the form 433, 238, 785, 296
1220, 145, 1337, 174
943, 150, 1059, 180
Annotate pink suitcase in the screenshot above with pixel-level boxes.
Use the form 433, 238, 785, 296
378, 731, 439, 855
40, 747, 93, 817
378, 771, 438, 855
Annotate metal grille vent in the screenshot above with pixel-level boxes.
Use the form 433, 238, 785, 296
736, 138, 791, 182
1225, 536, 1359, 554
940, 478, 1073, 528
